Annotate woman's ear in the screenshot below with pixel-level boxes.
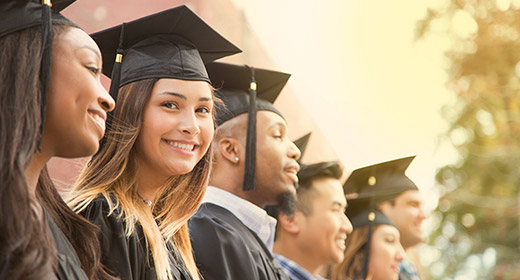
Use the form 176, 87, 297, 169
217, 137, 241, 165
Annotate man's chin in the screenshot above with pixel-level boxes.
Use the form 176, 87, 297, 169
274, 190, 297, 215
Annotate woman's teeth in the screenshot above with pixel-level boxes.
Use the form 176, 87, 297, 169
166, 140, 195, 151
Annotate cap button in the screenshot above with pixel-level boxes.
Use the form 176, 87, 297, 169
368, 212, 375, 221
368, 176, 376, 186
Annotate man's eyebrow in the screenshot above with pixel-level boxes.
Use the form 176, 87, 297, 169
332, 201, 347, 208
267, 121, 287, 130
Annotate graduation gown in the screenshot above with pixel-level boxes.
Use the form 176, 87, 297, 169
0, 208, 89, 280
188, 203, 290, 280
80, 195, 192, 280
46, 208, 89, 280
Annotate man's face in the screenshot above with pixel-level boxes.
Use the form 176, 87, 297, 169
253, 111, 301, 204
379, 190, 427, 249
297, 177, 353, 266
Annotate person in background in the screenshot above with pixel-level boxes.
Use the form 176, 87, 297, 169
67, 6, 240, 280
342, 156, 427, 280
0, 0, 116, 279
268, 159, 353, 280
189, 62, 300, 280
330, 201, 405, 280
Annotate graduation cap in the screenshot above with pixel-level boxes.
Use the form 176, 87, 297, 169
90, 5, 240, 156
0, 0, 75, 148
207, 62, 291, 191
298, 161, 342, 185
343, 156, 418, 201
345, 192, 396, 279
293, 132, 311, 163
91, 5, 242, 100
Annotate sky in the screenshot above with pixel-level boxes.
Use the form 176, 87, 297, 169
230, 0, 460, 211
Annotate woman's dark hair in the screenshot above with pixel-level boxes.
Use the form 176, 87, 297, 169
0, 24, 113, 279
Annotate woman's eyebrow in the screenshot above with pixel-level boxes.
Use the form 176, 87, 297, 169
76, 45, 101, 59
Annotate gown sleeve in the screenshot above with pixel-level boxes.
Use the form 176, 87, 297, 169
80, 197, 147, 280
188, 212, 261, 280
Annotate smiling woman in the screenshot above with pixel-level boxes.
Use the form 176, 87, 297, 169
66, 5, 240, 280
0, 1, 116, 279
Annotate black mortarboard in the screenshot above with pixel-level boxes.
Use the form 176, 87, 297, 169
345, 193, 396, 279
346, 198, 395, 229
343, 158, 413, 278
293, 132, 311, 163
298, 161, 343, 185
0, 0, 74, 38
0, 0, 75, 148
90, 5, 240, 157
343, 156, 418, 200
207, 62, 291, 191
91, 5, 241, 100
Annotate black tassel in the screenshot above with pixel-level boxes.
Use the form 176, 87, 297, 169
92, 24, 125, 161
108, 23, 126, 101
243, 66, 257, 191
37, 0, 52, 151
361, 198, 376, 279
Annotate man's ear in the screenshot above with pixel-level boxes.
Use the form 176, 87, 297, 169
218, 137, 242, 165
278, 212, 305, 234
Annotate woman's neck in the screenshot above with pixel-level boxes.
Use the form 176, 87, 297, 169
136, 164, 168, 204
25, 151, 51, 198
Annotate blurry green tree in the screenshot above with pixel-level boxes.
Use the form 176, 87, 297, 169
416, 1, 520, 279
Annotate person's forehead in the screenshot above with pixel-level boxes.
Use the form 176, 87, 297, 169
396, 189, 423, 204
257, 110, 287, 128
374, 224, 399, 237
311, 177, 346, 204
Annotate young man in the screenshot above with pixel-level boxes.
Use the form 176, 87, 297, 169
188, 62, 300, 280
269, 161, 353, 280
343, 156, 427, 280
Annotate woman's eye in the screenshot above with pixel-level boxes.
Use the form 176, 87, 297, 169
385, 236, 395, 243
162, 102, 178, 109
196, 106, 210, 114
86, 66, 99, 75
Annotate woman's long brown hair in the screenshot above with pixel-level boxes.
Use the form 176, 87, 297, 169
69, 78, 213, 280
0, 24, 112, 279
330, 226, 370, 280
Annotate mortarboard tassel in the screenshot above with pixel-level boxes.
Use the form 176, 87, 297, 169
243, 66, 257, 191
93, 23, 125, 160
108, 23, 125, 101
361, 198, 376, 279
37, 0, 53, 151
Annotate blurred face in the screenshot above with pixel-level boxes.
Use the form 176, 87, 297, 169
298, 177, 353, 266
135, 78, 214, 181
379, 190, 427, 249
367, 225, 405, 280
43, 27, 115, 158
253, 111, 301, 203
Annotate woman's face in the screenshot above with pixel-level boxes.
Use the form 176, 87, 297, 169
135, 78, 214, 181
367, 225, 405, 280
43, 27, 115, 158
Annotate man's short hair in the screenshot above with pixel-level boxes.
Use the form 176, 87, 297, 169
295, 161, 343, 216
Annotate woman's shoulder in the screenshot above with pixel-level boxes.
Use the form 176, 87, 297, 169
79, 193, 124, 230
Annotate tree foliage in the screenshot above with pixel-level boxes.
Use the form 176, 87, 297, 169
416, 0, 520, 279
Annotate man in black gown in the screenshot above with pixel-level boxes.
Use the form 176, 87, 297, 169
189, 62, 300, 280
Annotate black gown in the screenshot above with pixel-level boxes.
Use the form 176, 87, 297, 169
45, 208, 89, 280
0, 208, 89, 280
188, 203, 290, 280
80, 195, 192, 280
